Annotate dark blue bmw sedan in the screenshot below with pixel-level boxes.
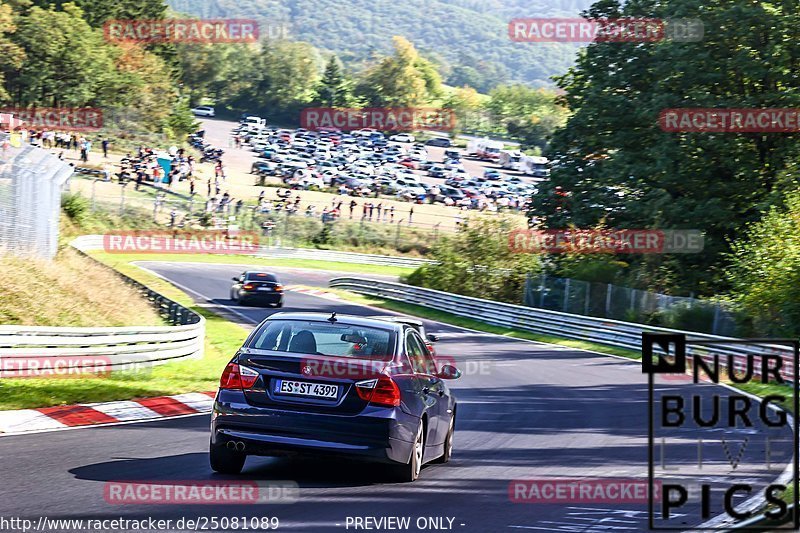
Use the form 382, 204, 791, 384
210, 312, 460, 482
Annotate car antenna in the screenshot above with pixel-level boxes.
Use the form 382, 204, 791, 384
328, 312, 337, 323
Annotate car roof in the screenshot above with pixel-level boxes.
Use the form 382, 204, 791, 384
266, 312, 407, 331
366, 315, 424, 327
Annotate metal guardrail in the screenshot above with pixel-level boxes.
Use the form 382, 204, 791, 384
71, 234, 431, 268
328, 277, 797, 380
0, 248, 205, 375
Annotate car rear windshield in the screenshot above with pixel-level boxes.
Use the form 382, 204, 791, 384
246, 273, 277, 282
248, 320, 396, 360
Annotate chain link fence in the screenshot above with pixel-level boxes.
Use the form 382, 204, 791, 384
0, 139, 73, 259
523, 273, 738, 335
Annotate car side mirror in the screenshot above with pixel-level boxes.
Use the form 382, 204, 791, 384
438, 364, 461, 380
232, 277, 240, 282
426, 333, 439, 343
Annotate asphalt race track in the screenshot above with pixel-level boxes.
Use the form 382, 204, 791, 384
0, 262, 793, 532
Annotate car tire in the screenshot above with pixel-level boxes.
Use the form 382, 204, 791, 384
274, 301, 283, 308
209, 442, 246, 474
432, 415, 454, 464
388, 422, 424, 482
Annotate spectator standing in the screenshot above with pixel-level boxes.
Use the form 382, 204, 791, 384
408, 206, 414, 225
349, 199, 357, 219
101, 138, 109, 158
79, 138, 88, 162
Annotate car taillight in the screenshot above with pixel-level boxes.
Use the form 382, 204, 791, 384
274, 284, 284, 292
355, 373, 401, 407
242, 284, 254, 290
219, 363, 259, 390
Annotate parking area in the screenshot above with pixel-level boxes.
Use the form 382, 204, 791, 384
198, 117, 544, 215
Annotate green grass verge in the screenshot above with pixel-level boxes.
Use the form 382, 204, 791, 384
89, 251, 413, 277
320, 286, 642, 360
0, 258, 249, 411
0, 252, 410, 410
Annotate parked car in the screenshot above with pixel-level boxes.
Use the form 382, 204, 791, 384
444, 149, 462, 161
251, 160, 277, 175
436, 186, 465, 203
428, 165, 447, 178
399, 157, 420, 170
425, 137, 451, 147
191, 106, 215, 117
209, 312, 460, 481
390, 133, 416, 143
230, 271, 284, 307
484, 169, 502, 180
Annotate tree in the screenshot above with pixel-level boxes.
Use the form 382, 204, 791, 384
232, 39, 321, 121
442, 86, 481, 136
162, 97, 198, 139
356, 36, 441, 107
484, 84, 567, 150
0, 1, 24, 102
529, 0, 800, 295
404, 217, 541, 304
27, 0, 166, 27
105, 41, 179, 133
6, 3, 117, 106
727, 190, 800, 336
314, 55, 356, 107
175, 43, 259, 107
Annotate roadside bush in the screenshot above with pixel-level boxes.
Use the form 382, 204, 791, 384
402, 217, 541, 304
726, 191, 800, 336
653, 302, 717, 333
61, 192, 89, 222
554, 254, 628, 284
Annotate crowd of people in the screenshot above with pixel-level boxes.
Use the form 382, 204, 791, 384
23, 129, 111, 162
41, 123, 479, 232
114, 145, 199, 193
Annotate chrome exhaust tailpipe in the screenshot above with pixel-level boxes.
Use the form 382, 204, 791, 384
226, 441, 237, 450
235, 441, 246, 452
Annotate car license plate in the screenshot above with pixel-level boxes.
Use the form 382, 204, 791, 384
275, 380, 338, 399
257, 287, 272, 291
